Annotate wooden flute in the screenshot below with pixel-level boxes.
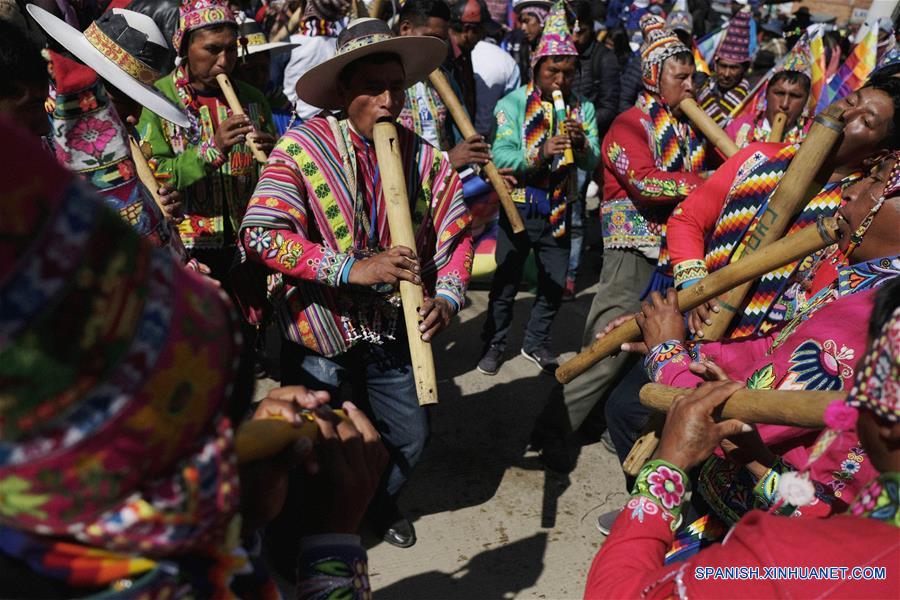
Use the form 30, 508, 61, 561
555, 216, 841, 384
767, 111, 788, 143
373, 120, 439, 406
215, 73, 269, 164
679, 97, 740, 158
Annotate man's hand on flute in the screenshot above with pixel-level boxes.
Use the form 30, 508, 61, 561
563, 117, 586, 152
215, 113, 256, 154
497, 167, 517, 192
158, 185, 184, 223
653, 380, 750, 471
418, 297, 454, 342
635, 289, 687, 349
448, 133, 492, 170
541, 134, 572, 160
347, 245, 421, 287
688, 297, 721, 339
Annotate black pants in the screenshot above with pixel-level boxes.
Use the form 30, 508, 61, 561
481, 204, 570, 353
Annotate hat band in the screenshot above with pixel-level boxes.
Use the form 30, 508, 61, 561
242, 32, 268, 47
84, 22, 160, 85
337, 32, 395, 56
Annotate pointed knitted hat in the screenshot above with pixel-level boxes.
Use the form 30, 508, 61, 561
531, 1, 578, 67
639, 13, 689, 94
716, 5, 752, 63
779, 33, 813, 79
172, 0, 236, 57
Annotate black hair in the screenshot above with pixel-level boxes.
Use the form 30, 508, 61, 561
572, 0, 593, 27
667, 50, 695, 67
867, 277, 900, 342
398, 0, 451, 26
185, 22, 240, 52
862, 75, 900, 150
770, 69, 811, 94
606, 26, 631, 66
337, 52, 404, 87
0, 21, 48, 99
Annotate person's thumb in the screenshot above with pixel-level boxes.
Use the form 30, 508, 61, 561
716, 419, 752, 440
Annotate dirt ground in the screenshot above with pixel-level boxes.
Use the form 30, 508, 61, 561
256, 251, 628, 599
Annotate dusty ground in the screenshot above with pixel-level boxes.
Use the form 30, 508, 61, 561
256, 251, 628, 599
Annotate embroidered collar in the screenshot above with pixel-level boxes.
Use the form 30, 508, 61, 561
849, 473, 900, 526
837, 255, 900, 297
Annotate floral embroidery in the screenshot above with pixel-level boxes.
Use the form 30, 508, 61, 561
644, 340, 695, 382
66, 116, 117, 159
246, 227, 272, 255
746, 363, 776, 390
827, 445, 866, 498
646, 465, 686, 510
784, 339, 855, 391
627, 495, 660, 523
607, 142, 629, 176
633, 459, 688, 530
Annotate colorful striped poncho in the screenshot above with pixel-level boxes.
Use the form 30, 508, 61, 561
667, 143, 860, 339
696, 75, 751, 126
236, 117, 473, 357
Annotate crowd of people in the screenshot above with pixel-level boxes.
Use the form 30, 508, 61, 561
0, 0, 898, 596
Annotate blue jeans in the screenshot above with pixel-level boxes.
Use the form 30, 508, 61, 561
281, 338, 428, 496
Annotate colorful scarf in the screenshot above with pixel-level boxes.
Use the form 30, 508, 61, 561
638, 89, 706, 270
697, 76, 751, 126
522, 81, 576, 238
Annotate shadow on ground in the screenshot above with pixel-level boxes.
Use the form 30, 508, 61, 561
375, 532, 549, 600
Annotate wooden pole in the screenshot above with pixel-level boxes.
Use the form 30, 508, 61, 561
235, 410, 348, 464
369, 0, 384, 19
128, 134, 169, 221
554, 216, 840, 384
216, 74, 269, 164
373, 121, 439, 406
428, 69, 526, 234
767, 111, 787, 143
622, 385, 841, 475
701, 104, 845, 341
679, 97, 740, 158
271, 3, 304, 42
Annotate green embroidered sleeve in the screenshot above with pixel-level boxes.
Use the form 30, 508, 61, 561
632, 459, 690, 530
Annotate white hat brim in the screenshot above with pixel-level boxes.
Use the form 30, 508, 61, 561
296, 35, 447, 111
27, 5, 191, 129
244, 41, 301, 56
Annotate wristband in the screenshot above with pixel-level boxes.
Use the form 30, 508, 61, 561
632, 459, 689, 530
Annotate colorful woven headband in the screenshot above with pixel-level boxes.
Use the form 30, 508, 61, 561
847, 304, 900, 422
639, 14, 689, 94
173, 0, 236, 56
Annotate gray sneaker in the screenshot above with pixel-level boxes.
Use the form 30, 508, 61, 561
520, 347, 559, 373
596, 507, 623, 536
477, 345, 503, 375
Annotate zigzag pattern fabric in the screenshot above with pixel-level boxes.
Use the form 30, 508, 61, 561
702, 144, 858, 338
522, 82, 571, 238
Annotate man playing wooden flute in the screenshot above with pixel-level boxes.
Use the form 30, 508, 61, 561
530, 13, 704, 472
476, 1, 600, 377
585, 275, 900, 597
235, 18, 473, 549
138, 0, 277, 285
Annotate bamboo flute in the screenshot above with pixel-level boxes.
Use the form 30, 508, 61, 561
428, 69, 526, 234
555, 216, 841, 384
701, 104, 845, 341
373, 120, 439, 406
271, 3, 304, 42
622, 385, 842, 476
215, 74, 269, 164
767, 111, 787, 142
127, 133, 168, 220
679, 97, 740, 158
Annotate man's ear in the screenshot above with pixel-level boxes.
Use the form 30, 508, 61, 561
398, 20, 412, 36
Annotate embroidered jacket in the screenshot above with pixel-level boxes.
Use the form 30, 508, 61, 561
492, 84, 600, 238
645, 259, 898, 523
236, 117, 473, 358
138, 70, 275, 250
584, 465, 900, 599
600, 93, 706, 259
695, 74, 750, 126
725, 110, 809, 149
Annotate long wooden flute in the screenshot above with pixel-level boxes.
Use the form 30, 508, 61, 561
679, 97, 739, 158
373, 120, 439, 406
701, 104, 844, 341
428, 69, 526, 234
622, 385, 842, 476
127, 132, 169, 221
554, 216, 841, 384
215, 74, 269, 164
767, 111, 787, 143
